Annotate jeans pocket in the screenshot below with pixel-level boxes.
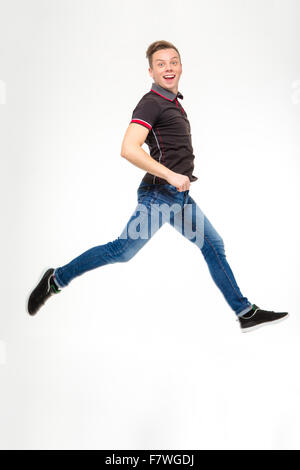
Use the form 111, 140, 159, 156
138, 187, 153, 205
138, 192, 147, 204
160, 184, 176, 192
169, 185, 180, 193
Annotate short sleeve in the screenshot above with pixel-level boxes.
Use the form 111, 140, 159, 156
130, 97, 161, 131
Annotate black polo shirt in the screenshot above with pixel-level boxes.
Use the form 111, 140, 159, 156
130, 82, 198, 185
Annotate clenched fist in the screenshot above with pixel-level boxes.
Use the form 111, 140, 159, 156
167, 173, 190, 192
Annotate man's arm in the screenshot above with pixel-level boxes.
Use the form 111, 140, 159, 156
120, 123, 190, 191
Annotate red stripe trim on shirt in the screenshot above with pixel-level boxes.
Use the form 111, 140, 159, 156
150, 89, 173, 102
176, 98, 184, 114
130, 119, 152, 130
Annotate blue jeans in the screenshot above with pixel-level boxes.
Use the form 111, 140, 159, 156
54, 182, 252, 316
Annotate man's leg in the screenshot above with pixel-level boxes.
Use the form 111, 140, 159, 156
27, 189, 167, 314
54, 195, 166, 287
169, 192, 253, 316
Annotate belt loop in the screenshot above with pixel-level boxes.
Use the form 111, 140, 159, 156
184, 190, 188, 204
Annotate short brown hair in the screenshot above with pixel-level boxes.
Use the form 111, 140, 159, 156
146, 40, 181, 69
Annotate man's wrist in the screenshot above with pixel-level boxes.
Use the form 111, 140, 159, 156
158, 167, 174, 182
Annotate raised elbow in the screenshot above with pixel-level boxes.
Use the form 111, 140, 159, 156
121, 145, 134, 159
121, 143, 141, 159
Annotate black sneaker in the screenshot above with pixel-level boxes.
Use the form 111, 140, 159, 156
238, 304, 289, 332
27, 268, 61, 316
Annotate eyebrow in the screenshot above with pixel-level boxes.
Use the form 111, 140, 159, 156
154, 57, 178, 62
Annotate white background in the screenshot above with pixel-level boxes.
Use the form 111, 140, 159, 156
1, 0, 299, 450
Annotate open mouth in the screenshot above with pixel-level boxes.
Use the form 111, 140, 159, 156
163, 75, 175, 82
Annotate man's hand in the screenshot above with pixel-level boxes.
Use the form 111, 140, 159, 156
121, 124, 192, 191
167, 173, 190, 192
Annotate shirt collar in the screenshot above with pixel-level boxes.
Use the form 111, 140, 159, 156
150, 82, 184, 101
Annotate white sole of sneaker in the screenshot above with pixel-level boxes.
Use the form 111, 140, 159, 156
241, 313, 289, 333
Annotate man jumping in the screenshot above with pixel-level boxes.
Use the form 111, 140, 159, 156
27, 40, 289, 332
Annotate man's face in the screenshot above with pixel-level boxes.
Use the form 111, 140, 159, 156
148, 48, 182, 94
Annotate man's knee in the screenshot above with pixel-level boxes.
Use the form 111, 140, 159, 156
117, 247, 135, 263
106, 238, 142, 263
211, 236, 225, 256
202, 234, 225, 258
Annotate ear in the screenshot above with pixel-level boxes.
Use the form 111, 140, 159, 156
148, 67, 153, 78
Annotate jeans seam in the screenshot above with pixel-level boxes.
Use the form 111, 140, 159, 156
202, 234, 245, 302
